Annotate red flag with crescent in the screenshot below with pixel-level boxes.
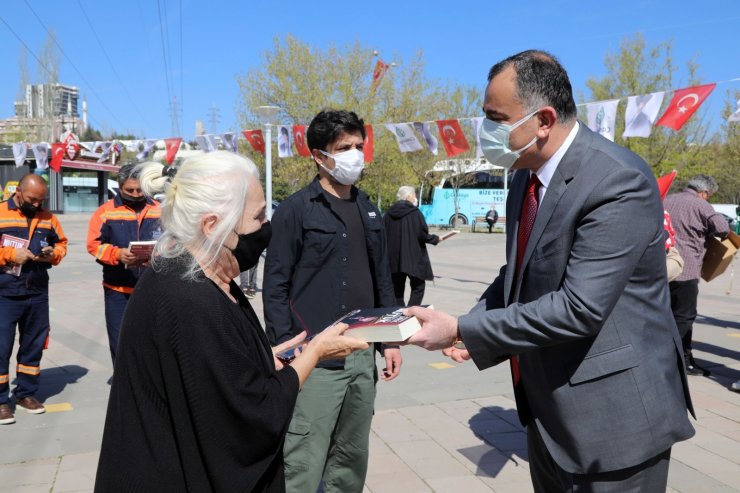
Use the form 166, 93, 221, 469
292, 125, 311, 157
656, 83, 716, 131
436, 119, 470, 157
164, 137, 182, 165
50, 143, 65, 172
62, 132, 80, 160
371, 60, 390, 93
363, 125, 374, 164
656, 170, 677, 201
242, 130, 265, 155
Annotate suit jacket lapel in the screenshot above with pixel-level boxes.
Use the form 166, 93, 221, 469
514, 124, 592, 298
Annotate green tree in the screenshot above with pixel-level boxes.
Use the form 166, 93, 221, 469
584, 33, 714, 185
710, 90, 740, 205
235, 36, 481, 209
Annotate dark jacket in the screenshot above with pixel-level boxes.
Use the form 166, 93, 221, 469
0, 197, 68, 296
86, 193, 161, 293
96, 255, 298, 492
263, 177, 395, 367
383, 200, 438, 281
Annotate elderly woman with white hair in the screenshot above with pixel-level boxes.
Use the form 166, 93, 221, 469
95, 151, 368, 492
383, 185, 439, 307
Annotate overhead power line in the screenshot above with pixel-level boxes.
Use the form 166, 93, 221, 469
76, 0, 150, 126
21, 0, 127, 130
156, 0, 175, 134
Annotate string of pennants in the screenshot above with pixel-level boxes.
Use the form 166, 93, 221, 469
10, 80, 740, 171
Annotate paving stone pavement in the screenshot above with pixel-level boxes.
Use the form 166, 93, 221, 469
1, 213, 738, 492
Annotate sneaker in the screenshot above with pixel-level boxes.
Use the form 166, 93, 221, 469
16, 396, 46, 414
245, 288, 256, 299
0, 403, 15, 425
731, 380, 740, 392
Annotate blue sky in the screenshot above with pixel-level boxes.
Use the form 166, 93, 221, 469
1, 0, 738, 140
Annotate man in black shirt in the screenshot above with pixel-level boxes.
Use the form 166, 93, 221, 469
264, 109, 401, 493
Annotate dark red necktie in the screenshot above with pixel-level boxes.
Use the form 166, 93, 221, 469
511, 173, 541, 385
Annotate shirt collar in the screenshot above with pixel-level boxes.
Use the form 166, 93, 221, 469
532, 121, 579, 189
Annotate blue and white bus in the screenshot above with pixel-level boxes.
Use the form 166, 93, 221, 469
419, 159, 510, 226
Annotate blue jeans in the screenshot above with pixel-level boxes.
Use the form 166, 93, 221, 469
103, 288, 131, 365
0, 293, 50, 404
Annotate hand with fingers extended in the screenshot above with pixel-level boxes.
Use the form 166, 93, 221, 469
285, 323, 371, 389
308, 323, 370, 361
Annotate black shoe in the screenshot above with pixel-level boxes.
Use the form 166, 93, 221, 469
685, 361, 711, 376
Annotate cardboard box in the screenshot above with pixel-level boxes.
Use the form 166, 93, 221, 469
701, 231, 740, 282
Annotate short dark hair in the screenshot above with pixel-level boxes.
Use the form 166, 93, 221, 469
487, 50, 577, 123
117, 163, 140, 186
306, 109, 366, 152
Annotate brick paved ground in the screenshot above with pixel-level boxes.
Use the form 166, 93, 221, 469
1, 213, 738, 492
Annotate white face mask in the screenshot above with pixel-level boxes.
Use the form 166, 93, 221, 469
319, 148, 365, 185
479, 109, 540, 169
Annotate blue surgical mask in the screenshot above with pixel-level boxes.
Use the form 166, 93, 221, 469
479, 109, 540, 169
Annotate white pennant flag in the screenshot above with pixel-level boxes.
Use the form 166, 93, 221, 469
32, 143, 50, 170
413, 122, 438, 155
470, 117, 484, 159
277, 125, 293, 158
623, 92, 665, 138
12, 143, 28, 168
586, 99, 620, 141
221, 132, 238, 152
206, 134, 219, 152
384, 123, 423, 153
195, 135, 216, 152
728, 99, 740, 123
97, 142, 113, 163
137, 140, 157, 161
122, 140, 140, 152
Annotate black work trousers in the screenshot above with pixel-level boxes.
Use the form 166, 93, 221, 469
391, 273, 425, 307
669, 279, 700, 358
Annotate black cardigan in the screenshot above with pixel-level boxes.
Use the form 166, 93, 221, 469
95, 256, 299, 492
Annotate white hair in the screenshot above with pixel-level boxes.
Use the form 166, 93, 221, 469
396, 186, 416, 201
137, 151, 260, 280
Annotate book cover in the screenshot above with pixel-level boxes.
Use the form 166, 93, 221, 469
340, 306, 423, 343
1, 234, 29, 276
127, 240, 156, 267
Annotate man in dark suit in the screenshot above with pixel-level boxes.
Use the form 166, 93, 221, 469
406, 50, 694, 492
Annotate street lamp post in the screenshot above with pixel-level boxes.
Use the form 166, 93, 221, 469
253, 105, 280, 219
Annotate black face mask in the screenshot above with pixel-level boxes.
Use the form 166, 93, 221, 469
120, 191, 147, 211
230, 221, 272, 272
19, 202, 40, 218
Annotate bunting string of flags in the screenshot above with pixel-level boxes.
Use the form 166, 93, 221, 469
8, 78, 740, 169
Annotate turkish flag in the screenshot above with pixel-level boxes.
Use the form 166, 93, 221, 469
656, 83, 716, 131
62, 132, 80, 160
50, 143, 65, 172
371, 60, 390, 92
436, 119, 470, 157
292, 125, 311, 157
363, 125, 374, 164
656, 170, 677, 201
242, 130, 265, 155
164, 137, 182, 165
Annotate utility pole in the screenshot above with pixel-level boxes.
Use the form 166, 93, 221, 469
169, 96, 182, 136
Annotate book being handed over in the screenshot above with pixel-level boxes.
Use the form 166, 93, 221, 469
339, 306, 428, 343
126, 240, 156, 268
